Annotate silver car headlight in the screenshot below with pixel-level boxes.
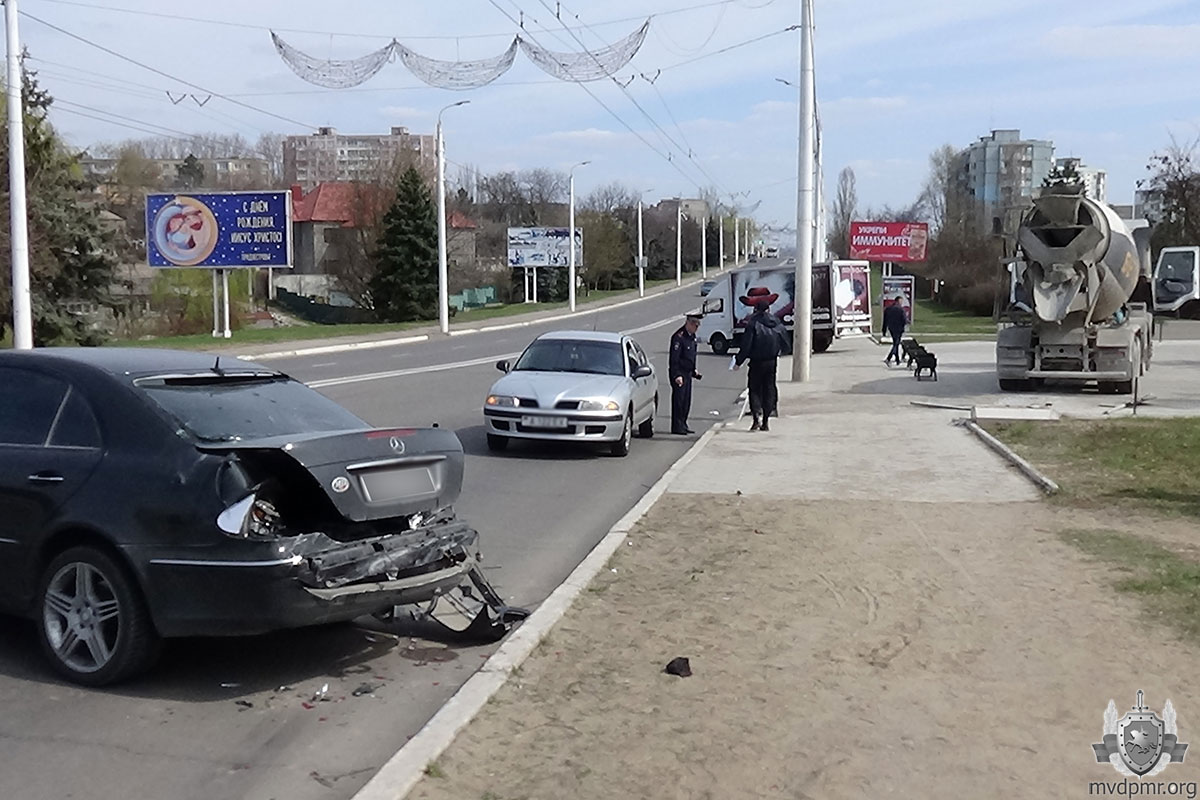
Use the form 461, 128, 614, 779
578, 399, 621, 412
486, 394, 519, 408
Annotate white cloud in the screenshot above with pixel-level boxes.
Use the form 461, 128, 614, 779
1041, 24, 1200, 60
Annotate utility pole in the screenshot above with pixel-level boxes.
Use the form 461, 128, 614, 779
6, 0, 31, 349
568, 160, 589, 312
718, 215, 725, 271
792, 0, 815, 383
437, 99, 469, 335
734, 216, 740, 265
701, 215, 707, 279
637, 187, 651, 298
675, 199, 682, 286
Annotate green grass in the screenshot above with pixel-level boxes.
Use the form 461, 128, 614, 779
984, 418, 1200, 520
45, 277, 685, 352
1059, 528, 1200, 642
868, 264, 995, 338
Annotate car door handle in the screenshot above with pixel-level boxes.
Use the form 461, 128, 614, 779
27, 473, 65, 484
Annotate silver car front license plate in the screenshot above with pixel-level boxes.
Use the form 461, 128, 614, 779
521, 415, 569, 429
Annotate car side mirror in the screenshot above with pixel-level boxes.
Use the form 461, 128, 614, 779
632, 364, 653, 379
496, 360, 510, 373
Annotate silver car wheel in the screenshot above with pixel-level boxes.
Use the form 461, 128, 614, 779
43, 562, 121, 674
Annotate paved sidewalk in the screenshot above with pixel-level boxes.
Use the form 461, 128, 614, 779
405, 337, 1200, 800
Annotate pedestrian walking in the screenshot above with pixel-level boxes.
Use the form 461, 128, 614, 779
669, 313, 703, 435
882, 295, 908, 366
733, 299, 787, 431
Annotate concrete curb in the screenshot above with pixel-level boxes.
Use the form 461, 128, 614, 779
350, 424, 727, 800
238, 269, 733, 362
961, 419, 1060, 495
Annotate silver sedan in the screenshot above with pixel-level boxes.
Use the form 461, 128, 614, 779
482, 331, 658, 457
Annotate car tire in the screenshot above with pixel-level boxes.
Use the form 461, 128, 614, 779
638, 397, 657, 438
486, 434, 509, 452
711, 334, 729, 355
37, 545, 160, 686
610, 411, 633, 457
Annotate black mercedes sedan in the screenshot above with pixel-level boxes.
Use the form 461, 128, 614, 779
0, 348, 511, 686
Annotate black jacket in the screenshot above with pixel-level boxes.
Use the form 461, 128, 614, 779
736, 312, 787, 365
882, 304, 907, 337
669, 325, 698, 381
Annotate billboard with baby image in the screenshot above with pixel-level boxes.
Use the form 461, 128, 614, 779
732, 267, 795, 332
146, 191, 291, 268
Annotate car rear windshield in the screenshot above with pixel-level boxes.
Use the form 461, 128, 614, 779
136, 373, 368, 442
514, 340, 624, 376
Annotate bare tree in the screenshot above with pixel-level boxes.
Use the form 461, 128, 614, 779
581, 181, 637, 213
1141, 133, 1200, 258
827, 166, 858, 258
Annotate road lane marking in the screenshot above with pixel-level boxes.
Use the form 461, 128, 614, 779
306, 314, 702, 388
311, 361, 338, 368
307, 352, 523, 389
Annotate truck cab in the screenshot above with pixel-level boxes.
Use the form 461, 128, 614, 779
1152, 246, 1200, 315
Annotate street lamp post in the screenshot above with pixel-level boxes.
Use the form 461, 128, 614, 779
675, 199, 683, 287
719, 215, 725, 271
437, 99, 470, 335
734, 216, 740, 265
6, 0, 31, 349
637, 188, 652, 298
568, 160, 590, 312
701, 215, 707, 279
793, 0, 816, 383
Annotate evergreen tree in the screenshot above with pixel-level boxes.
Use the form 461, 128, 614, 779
705, 216, 720, 264
370, 166, 439, 322
0, 58, 117, 345
1042, 160, 1084, 192
175, 154, 204, 189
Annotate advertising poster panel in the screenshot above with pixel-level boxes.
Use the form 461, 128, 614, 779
834, 261, 872, 336
732, 267, 796, 332
849, 221, 929, 262
506, 227, 583, 268
882, 274, 916, 326
146, 192, 291, 268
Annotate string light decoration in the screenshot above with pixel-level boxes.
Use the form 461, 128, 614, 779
270, 20, 650, 90
518, 21, 649, 83
270, 32, 395, 89
394, 39, 519, 90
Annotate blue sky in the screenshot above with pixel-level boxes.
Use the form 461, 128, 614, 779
20, 0, 1200, 230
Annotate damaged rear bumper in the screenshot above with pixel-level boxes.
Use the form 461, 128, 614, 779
138, 521, 483, 637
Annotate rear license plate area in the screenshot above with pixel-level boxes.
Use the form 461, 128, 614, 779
357, 466, 436, 503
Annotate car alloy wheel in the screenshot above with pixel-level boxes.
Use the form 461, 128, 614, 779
611, 411, 632, 457
38, 546, 159, 685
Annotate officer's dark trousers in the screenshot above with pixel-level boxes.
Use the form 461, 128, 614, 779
887, 331, 902, 363
748, 358, 778, 420
671, 378, 693, 433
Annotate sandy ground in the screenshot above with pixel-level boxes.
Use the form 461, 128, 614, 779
408, 493, 1200, 800
405, 337, 1200, 800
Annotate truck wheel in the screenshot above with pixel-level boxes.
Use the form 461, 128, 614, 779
1115, 340, 1142, 395
710, 334, 729, 355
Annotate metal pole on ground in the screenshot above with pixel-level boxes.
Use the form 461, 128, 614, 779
5, 0, 31, 349
568, 160, 590, 313
221, 269, 231, 338
675, 200, 682, 287
792, 0, 816, 383
437, 100, 469, 335
211, 270, 220, 337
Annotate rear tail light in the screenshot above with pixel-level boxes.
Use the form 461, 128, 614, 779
217, 493, 282, 541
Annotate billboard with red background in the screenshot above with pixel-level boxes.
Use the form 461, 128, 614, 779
849, 221, 929, 262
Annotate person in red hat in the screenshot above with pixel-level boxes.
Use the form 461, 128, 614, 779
733, 297, 789, 431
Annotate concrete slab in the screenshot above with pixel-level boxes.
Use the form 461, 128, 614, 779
970, 406, 1061, 421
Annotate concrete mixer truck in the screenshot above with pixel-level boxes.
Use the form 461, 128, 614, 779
996, 185, 1153, 394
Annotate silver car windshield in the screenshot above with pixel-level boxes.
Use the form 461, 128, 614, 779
513, 340, 624, 376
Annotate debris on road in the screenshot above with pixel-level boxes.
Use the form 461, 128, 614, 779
311, 683, 329, 702
664, 657, 692, 677
234, 700, 253, 710
220, 682, 241, 688
351, 683, 380, 697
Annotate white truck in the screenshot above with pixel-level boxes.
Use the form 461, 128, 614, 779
698, 262, 837, 355
997, 186, 1153, 394
1151, 246, 1200, 317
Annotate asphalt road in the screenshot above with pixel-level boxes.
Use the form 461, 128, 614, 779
0, 269, 756, 800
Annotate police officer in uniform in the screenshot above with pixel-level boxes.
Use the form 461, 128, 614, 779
669, 313, 703, 434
